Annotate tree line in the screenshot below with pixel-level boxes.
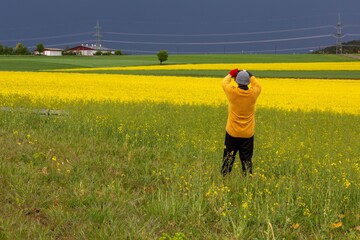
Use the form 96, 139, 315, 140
0, 43, 31, 55
312, 40, 360, 54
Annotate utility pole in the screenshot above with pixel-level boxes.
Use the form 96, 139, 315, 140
335, 14, 343, 54
94, 20, 101, 47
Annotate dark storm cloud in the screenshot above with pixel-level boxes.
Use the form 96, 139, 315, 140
1, 0, 359, 53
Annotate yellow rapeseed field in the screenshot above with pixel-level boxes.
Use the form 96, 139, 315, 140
0, 71, 359, 115
56, 62, 360, 71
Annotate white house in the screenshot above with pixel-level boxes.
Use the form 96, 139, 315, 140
34, 48, 62, 56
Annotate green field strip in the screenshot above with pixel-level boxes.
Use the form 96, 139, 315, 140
0, 54, 358, 71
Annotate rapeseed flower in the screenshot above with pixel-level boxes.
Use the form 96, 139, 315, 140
0, 71, 359, 115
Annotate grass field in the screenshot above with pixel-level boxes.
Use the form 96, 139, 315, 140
1, 54, 359, 79
0, 54, 359, 69
0, 55, 359, 239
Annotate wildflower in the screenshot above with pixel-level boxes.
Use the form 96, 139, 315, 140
343, 178, 351, 189
331, 222, 343, 229
303, 208, 311, 217
292, 223, 300, 229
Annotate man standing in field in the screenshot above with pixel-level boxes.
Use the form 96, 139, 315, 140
221, 69, 261, 177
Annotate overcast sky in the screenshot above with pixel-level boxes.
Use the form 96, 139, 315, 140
1, 0, 359, 53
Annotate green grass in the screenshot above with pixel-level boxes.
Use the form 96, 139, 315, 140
0, 54, 358, 71
0, 99, 359, 239
1, 54, 359, 79
0, 55, 359, 239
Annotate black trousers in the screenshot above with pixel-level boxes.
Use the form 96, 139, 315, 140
221, 132, 254, 176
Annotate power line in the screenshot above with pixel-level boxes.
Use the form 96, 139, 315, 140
2, 19, 358, 54
345, 33, 360, 37
28, 40, 94, 49
0, 32, 93, 43
101, 34, 333, 45
121, 44, 331, 54
344, 25, 360, 28
241, 45, 326, 54
103, 25, 334, 37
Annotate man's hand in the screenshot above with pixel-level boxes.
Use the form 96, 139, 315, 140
229, 69, 239, 78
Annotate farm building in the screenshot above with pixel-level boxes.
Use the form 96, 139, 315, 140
34, 48, 63, 56
67, 44, 114, 56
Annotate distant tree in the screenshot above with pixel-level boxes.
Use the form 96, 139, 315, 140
36, 43, 45, 55
15, 43, 24, 54
4, 46, 13, 55
115, 50, 123, 55
157, 50, 168, 64
94, 50, 102, 56
0, 45, 3, 55
62, 50, 75, 55
312, 40, 360, 54
14, 42, 30, 55
342, 40, 360, 54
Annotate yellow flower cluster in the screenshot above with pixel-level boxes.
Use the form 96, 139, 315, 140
0, 71, 359, 115
205, 182, 231, 198
259, 78, 360, 114
0, 71, 224, 105
57, 62, 360, 71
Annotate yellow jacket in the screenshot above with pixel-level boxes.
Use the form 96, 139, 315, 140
222, 74, 261, 138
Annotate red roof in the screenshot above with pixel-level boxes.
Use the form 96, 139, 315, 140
68, 45, 95, 51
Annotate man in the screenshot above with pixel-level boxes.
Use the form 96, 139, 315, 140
221, 68, 261, 177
